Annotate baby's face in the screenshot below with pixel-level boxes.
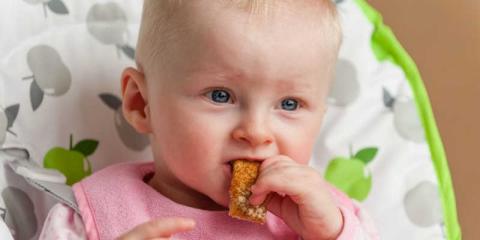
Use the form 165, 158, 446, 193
145, 2, 335, 209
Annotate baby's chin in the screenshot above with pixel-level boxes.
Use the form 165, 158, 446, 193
207, 193, 230, 211
198, 199, 228, 211
204, 182, 231, 209
198, 186, 230, 210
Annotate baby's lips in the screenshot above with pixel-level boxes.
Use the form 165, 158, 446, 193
228, 157, 266, 166
263, 194, 274, 206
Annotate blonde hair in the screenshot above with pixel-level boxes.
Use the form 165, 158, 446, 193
136, 0, 342, 77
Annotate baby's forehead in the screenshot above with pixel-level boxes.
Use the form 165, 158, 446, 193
141, 0, 338, 40
146, 0, 328, 15
150, 0, 333, 26
137, 0, 341, 79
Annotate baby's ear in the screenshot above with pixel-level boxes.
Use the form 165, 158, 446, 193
121, 67, 152, 134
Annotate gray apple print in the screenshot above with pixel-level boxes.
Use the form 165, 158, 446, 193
328, 59, 360, 107
404, 181, 443, 227
0, 104, 20, 145
86, 2, 135, 60
2, 187, 37, 240
99, 93, 149, 151
23, 0, 69, 18
0, 208, 5, 220
0, 110, 7, 146
394, 99, 425, 142
383, 88, 425, 142
24, 45, 71, 111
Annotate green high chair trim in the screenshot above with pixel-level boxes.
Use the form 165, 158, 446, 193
353, 0, 462, 239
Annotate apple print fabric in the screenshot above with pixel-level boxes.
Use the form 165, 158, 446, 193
23, 0, 69, 17
0, 0, 460, 240
43, 134, 98, 185
25, 45, 72, 111
0, 1, 149, 239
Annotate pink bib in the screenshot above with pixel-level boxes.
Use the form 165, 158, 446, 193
73, 162, 297, 240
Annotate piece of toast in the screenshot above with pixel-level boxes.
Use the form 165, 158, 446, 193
228, 160, 267, 224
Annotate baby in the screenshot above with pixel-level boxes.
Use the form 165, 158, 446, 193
40, 0, 378, 239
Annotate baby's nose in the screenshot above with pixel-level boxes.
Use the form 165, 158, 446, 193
231, 118, 273, 147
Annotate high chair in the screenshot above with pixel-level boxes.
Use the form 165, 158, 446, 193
0, 0, 461, 239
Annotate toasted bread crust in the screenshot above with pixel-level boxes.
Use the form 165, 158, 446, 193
228, 160, 267, 224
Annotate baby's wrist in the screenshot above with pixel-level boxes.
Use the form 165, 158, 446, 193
303, 207, 344, 240
325, 208, 345, 240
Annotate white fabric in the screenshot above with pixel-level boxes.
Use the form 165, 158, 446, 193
39, 204, 86, 240
0, 218, 13, 240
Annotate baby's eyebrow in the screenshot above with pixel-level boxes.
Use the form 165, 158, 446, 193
185, 65, 241, 82
272, 78, 318, 95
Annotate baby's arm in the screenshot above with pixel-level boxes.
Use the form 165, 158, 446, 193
328, 186, 379, 239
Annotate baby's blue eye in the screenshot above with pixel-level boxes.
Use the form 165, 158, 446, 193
210, 90, 231, 103
281, 98, 299, 111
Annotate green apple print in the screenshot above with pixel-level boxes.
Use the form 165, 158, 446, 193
325, 146, 378, 201
43, 134, 98, 185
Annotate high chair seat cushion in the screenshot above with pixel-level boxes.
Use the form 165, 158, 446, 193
0, 0, 460, 239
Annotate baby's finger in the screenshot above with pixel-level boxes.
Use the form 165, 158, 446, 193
258, 155, 295, 174
250, 165, 320, 205
117, 217, 196, 240
264, 193, 300, 220
248, 156, 298, 205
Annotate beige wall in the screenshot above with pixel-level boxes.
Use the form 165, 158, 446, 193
366, 0, 480, 239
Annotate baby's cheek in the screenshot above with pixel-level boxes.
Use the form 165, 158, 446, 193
289, 136, 316, 165
180, 123, 222, 163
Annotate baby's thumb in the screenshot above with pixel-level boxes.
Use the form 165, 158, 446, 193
117, 217, 196, 240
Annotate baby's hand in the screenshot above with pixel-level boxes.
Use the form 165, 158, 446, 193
117, 217, 195, 240
249, 156, 343, 240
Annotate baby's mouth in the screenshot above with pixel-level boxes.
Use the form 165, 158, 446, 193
223, 161, 234, 178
